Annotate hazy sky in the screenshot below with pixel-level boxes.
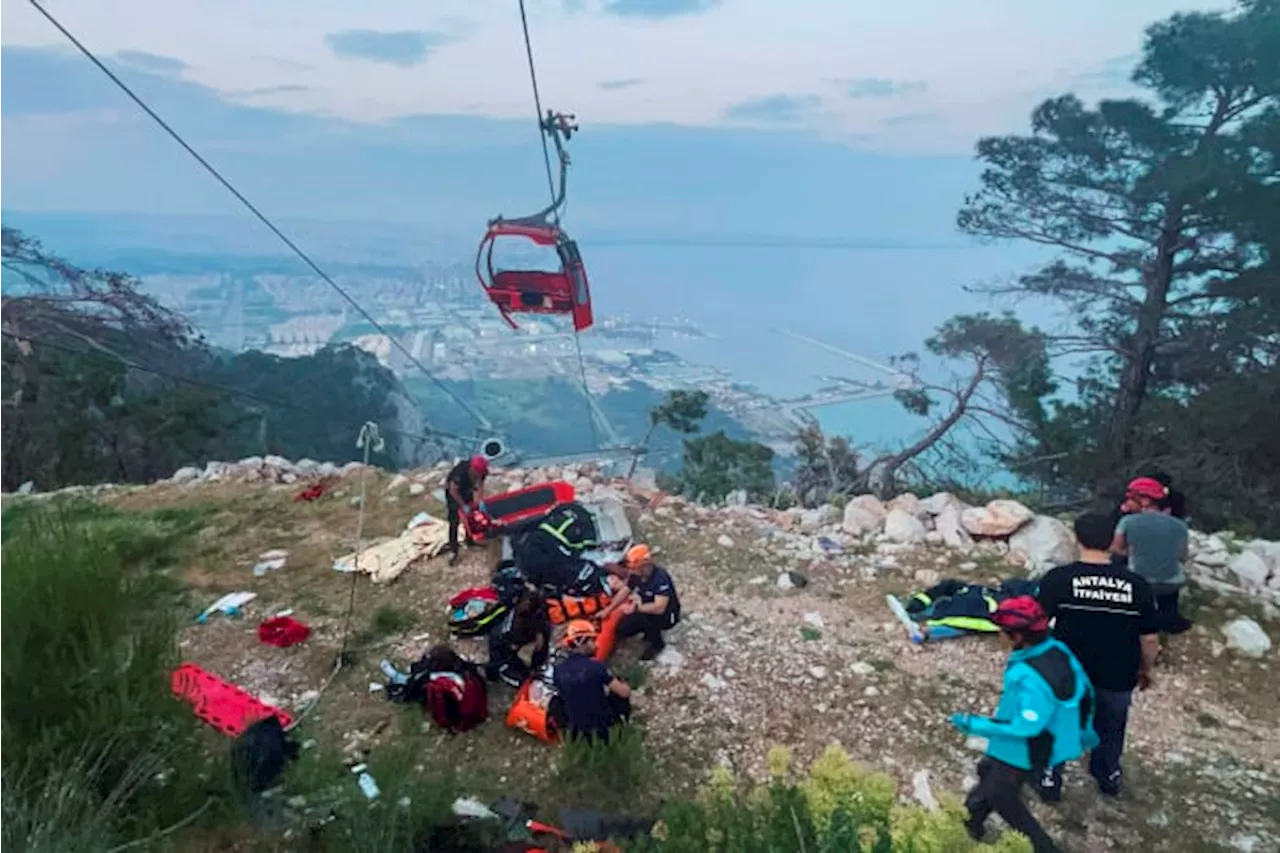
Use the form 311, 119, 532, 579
1, 0, 1230, 233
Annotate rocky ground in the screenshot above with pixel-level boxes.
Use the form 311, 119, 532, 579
12, 456, 1280, 852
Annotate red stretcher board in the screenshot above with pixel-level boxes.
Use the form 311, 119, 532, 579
464, 480, 575, 543
171, 662, 294, 737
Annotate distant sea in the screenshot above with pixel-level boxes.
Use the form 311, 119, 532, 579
581, 241, 1049, 453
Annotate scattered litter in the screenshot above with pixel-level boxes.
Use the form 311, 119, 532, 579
351, 764, 380, 800
257, 616, 311, 648
369, 682, 385, 693
197, 591, 257, 622
406, 511, 437, 531
912, 770, 939, 811
274, 608, 294, 618
293, 481, 330, 502
380, 660, 409, 685
452, 797, 498, 820
252, 553, 288, 577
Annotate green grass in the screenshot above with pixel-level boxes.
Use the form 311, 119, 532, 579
1, 501, 237, 852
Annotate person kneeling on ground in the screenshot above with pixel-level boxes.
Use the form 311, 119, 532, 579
606, 544, 681, 661
486, 588, 551, 688
951, 596, 1098, 853
552, 619, 632, 744
445, 455, 490, 566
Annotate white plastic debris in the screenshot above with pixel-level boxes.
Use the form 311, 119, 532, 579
197, 591, 257, 622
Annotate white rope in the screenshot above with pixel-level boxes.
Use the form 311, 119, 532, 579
286, 422, 383, 732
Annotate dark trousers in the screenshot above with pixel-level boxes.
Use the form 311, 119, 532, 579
1154, 588, 1192, 634
566, 694, 632, 745
446, 494, 463, 553
485, 630, 549, 688
617, 611, 670, 649
1040, 687, 1133, 798
966, 757, 1059, 853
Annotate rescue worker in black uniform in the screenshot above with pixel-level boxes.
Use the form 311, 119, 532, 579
445, 455, 489, 566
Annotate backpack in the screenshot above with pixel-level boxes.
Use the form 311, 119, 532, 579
540, 502, 599, 550
426, 668, 489, 733
447, 587, 509, 638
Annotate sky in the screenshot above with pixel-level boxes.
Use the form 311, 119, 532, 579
0, 0, 1231, 234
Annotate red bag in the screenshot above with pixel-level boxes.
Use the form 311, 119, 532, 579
425, 668, 489, 733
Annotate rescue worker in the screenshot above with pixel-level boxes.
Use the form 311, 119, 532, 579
552, 619, 632, 744
485, 588, 551, 688
1037, 512, 1161, 800
950, 596, 1098, 853
1112, 477, 1192, 634
612, 544, 681, 660
445, 455, 490, 566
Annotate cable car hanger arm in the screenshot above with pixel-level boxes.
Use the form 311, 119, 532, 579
491, 110, 577, 229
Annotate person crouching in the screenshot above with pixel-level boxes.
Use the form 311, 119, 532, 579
950, 596, 1098, 853
613, 544, 681, 661
552, 619, 632, 744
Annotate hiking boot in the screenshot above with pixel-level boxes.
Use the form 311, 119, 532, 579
640, 642, 665, 661
964, 817, 988, 843
1096, 770, 1123, 797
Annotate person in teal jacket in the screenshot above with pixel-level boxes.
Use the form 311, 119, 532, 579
950, 595, 1098, 853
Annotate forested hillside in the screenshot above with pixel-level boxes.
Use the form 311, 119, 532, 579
1, 229, 426, 491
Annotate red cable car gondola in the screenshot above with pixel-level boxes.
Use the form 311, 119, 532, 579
475, 111, 594, 333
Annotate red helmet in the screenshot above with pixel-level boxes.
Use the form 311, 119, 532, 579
1125, 477, 1167, 500
991, 595, 1050, 634
469, 455, 490, 476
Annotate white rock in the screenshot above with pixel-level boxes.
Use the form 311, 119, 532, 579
887, 493, 925, 518
171, 466, 201, 484
863, 685, 881, 697
385, 474, 410, 492
808, 665, 828, 679
716, 534, 736, 548
803, 612, 824, 629
701, 673, 727, 691
914, 569, 940, 587
961, 499, 1035, 538
1008, 515, 1078, 577
408, 483, 426, 496
884, 508, 927, 544
1245, 540, 1280, 577
237, 456, 265, 470
655, 648, 685, 672
263, 454, 293, 471
934, 508, 974, 551
850, 661, 874, 677
1227, 551, 1270, 590
776, 572, 795, 590
799, 505, 837, 533
748, 575, 768, 585
958, 561, 979, 572
842, 495, 886, 536
1223, 617, 1272, 658
631, 467, 659, 491
919, 492, 968, 516
924, 531, 943, 546
16, 481, 35, 495
725, 489, 749, 507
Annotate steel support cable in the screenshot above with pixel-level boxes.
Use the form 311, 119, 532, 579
26, 0, 492, 434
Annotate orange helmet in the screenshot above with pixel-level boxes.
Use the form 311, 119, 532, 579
624, 543, 653, 569
560, 619, 598, 648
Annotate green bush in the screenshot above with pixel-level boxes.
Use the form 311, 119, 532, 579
1, 502, 231, 851
627, 745, 1032, 853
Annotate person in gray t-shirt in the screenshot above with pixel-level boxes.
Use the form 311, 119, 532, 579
1112, 478, 1192, 633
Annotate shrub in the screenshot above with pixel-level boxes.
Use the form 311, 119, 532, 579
1, 502, 230, 850
628, 745, 1032, 853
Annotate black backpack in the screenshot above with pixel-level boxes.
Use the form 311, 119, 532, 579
540, 502, 598, 550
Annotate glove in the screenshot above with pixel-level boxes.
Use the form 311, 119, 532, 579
950, 712, 973, 734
